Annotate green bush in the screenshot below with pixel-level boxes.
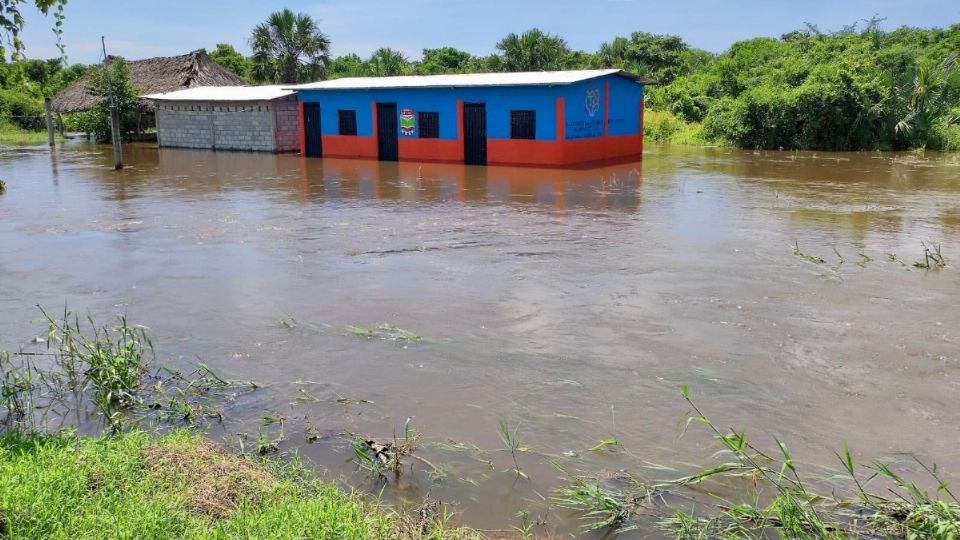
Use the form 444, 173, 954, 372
931, 123, 960, 151
0, 89, 44, 130
643, 109, 715, 146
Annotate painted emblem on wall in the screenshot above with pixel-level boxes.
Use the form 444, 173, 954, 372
400, 108, 415, 136
584, 88, 601, 117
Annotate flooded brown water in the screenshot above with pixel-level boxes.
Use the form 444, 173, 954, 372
2, 141, 959, 537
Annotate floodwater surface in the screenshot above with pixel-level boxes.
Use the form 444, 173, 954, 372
1, 142, 959, 536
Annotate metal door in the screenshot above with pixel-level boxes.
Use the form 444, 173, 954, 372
377, 103, 399, 161
303, 103, 322, 157
463, 103, 487, 165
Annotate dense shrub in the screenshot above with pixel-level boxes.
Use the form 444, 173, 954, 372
0, 89, 44, 130
644, 109, 715, 146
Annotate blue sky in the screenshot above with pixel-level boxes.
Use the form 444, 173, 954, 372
18, 0, 960, 65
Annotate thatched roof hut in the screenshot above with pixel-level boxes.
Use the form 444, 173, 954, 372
51, 50, 247, 113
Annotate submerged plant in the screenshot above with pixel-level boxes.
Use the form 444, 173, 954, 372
552, 463, 652, 534
793, 241, 826, 264
0, 179, 6, 193
2, 305, 255, 435
651, 386, 960, 539
347, 324, 422, 343
0, 352, 36, 431
37, 305, 153, 431
497, 418, 527, 480
351, 418, 440, 481
913, 241, 947, 270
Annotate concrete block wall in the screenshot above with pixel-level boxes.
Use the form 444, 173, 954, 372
155, 104, 215, 149
272, 96, 300, 152
212, 103, 274, 152
156, 98, 301, 153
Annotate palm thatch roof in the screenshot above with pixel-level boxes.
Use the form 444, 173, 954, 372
51, 50, 247, 113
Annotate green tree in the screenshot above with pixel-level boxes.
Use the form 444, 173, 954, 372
418, 47, 473, 74
366, 48, 409, 76
250, 8, 330, 84
596, 32, 707, 84
79, 58, 140, 143
0, 0, 66, 61
327, 53, 367, 78
496, 28, 570, 71
887, 54, 960, 148
209, 43, 252, 80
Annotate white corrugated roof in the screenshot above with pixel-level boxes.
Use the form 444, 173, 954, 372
286, 69, 644, 91
143, 85, 294, 102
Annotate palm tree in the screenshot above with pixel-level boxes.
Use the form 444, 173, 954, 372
496, 28, 570, 72
250, 9, 331, 84
367, 48, 409, 76
894, 53, 959, 147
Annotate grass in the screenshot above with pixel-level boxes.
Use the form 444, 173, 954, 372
913, 241, 948, 270
0, 429, 479, 540
0, 123, 56, 146
552, 470, 649, 534
547, 387, 960, 538
497, 418, 528, 480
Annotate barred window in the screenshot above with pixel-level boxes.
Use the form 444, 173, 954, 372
338, 110, 358, 136
418, 112, 439, 138
510, 110, 535, 140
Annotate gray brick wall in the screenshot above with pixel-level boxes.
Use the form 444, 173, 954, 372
272, 96, 300, 152
156, 97, 300, 153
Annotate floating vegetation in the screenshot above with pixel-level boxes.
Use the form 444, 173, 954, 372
350, 418, 441, 481
888, 252, 909, 267
347, 324, 422, 343
913, 241, 947, 270
552, 467, 652, 534
0, 178, 6, 193
588, 437, 621, 453
278, 316, 298, 329
856, 250, 873, 268
348, 325, 376, 338
793, 241, 826, 264
336, 397, 374, 406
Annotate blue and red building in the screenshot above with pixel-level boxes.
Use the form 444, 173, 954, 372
288, 69, 649, 167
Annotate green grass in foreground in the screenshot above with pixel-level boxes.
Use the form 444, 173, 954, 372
0, 429, 478, 540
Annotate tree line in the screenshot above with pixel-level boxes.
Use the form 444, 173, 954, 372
2, 4, 958, 151
209, 10, 959, 152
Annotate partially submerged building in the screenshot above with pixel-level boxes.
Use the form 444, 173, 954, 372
287, 69, 649, 167
50, 50, 248, 138
146, 86, 300, 153
51, 50, 246, 114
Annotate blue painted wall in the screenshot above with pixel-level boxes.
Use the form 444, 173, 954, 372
561, 77, 644, 139
607, 75, 644, 136
296, 74, 644, 142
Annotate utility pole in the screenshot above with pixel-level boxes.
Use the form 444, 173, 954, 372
102, 36, 123, 170
44, 97, 55, 147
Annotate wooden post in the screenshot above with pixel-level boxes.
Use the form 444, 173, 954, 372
44, 97, 55, 147
110, 103, 123, 170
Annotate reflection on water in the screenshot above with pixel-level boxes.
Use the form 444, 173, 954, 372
148, 148, 644, 211
1, 141, 959, 536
